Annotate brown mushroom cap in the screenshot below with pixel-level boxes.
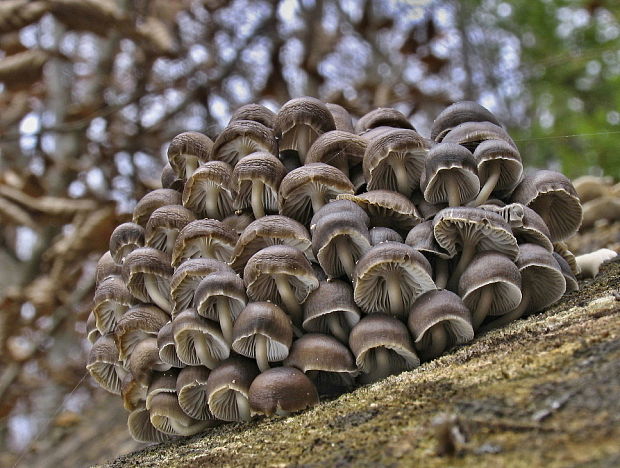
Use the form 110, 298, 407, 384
337, 190, 422, 235
95, 251, 121, 286
305, 130, 367, 178
93, 275, 134, 334
231, 302, 294, 373
248, 366, 319, 416
176, 366, 215, 420
430, 101, 501, 142
279, 163, 354, 226
157, 320, 184, 368
172, 309, 229, 369
326, 103, 355, 133
182, 162, 235, 220
231, 151, 286, 219
171, 219, 238, 267
133, 188, 182, 228
86, 311, 101, 344
109, 222, 145, 264
114, 304, 170, 362
442, 120, 517, 153
348, 313, 420, 383
148, 391, 214, 436
510, 169, 583, 242
368, 226, 403, 245
229, 103, 275, 129
405, 220, 451, 259
363, 128, 430, 197
87, 334, 128, 395
458, 251, 522, 329
145, 204, 195, 255
211, 120, 277, 166
126, 337, 172, 387
302, 280, 361, 342
122, 247, 173, 312
121, 373, 147, 412
274, 97, 336, 163
243, 245, 319, 325
161, 162, 185, 192
421, 142, 480, 207
472, 139, 523, 204
127, 404, 170, 443
229, 215, 313, 273
167, 131, 213, 180
206, 356, 260, 422
353, 242, 435, 319
355, 107, 415, 134
222, 212, 255, 236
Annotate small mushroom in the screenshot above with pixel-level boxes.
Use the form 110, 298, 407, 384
86, 311, 101, 344
405, 220, 452, 289
231, 151, 286, 219
167, 131, 213, 180
95, 250, 121, 286
553, 252, 579, 292
148, 391, 214, 436
122, 247, 173, 313
222, 212, 255, 236
305, 130, 367, 179
109, 222, 145, 264
114, 304, 170, 363
161, 162, 184, 192
231, 302, 293, 372
172, 309, 229, 369
326, 103, 355, 133
132, 188, 182, 228
92, 275, 134, 335
229, 103, 275, 129
472, 139, 523, 205
575, 248, 617, 279
176, 366, 215, 421
349, 313, 420, 384
248, 367, 319, 417
408, 289, 474, 360
126, 337, 171, 387
553, 242, 580, 276
157, 321, 184, 368
211, 120, 277, 166
353, 242, 435, 319
442, 121, 517, 153
355, 107, 414, 134
127, 403, 170, 443
145, 204, 196, 255
171, 219, 238, 267
206, 356, 260, 422
368, 226, 403, 245
430, 101, 501, 142
86, 334, 128, 395
182, 162, 235, 220
121, 373, 147, 412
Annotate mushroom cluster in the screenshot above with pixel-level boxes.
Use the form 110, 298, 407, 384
86, 98, 584, 442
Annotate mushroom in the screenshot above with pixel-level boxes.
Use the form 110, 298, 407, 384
368, 226, 403, 245
206, 356, 260, 422
248, 367, 319, 417
231, 151, 286, 219
284, 333, 357, 396
122, 247, 173, 313
172, 309, 229, 369
575, 248, 617, 279
145, 204, 195, 255
430, 101, 501, 142
363, 128, 430, 197
109, 222, 145, 264
326, 103, 355, 133
132, 188, 182, 228
95, 250, 121, 286
211, 119, 277, 166
408, 289, 474, 360
278, 163, 354, 226
243, 245, 319, 326
127, 403, 170, 443
194, 270, 247, 345
421, 142, 480, 207
472, 139, 523, 205
127, 337, 172, 387
442, 121, 517, 153
121, 373, 147, 412
231, 302, 293, 372
355, 107, 414, 134
222, 212, 255, 236
228, 103, 275, 129
273, 96, 336, 164
303, 279, 361, 343
86, 334, 128, 395
167, 131, 213, 180
114, 304, 170, 363
353, 242, 435, 320
182, 162, 235, 220
171, 219, 238, 267
305, 130, 367, 179
481, 243, 566, 331
458, 251, 522, 330
349, 313, 420, 384
510, 169, 583, 242
176, 366, 215, 421
553, 252, 579, 292
553, 241, 580, 276
86, 311, 101, 344
92, 275, 134, 334
157, 321, 184, 368
228, 215, 313, 273
405, 220, 452, 289
161, 162, 184, 192
148, 391, 214, 436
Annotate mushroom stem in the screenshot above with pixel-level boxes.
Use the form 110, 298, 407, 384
366, 346, 392, 382
255, 333, 270, 372
165, 229, 177, 255
447, 243, 476, 291
472, 286, 494, 330
217, 297, 233, 345
426, 323, 448, 359
474, 161, 501, 206
446, 176, 462, 207
194, 335, 218, 369
434, 258, 449, 289
480, 290, 530, 333
144, 275, 172, 313
205, 185, 221, 219
185, 157, 199, 180
327, 313, 349, 343
274, 274, 302, 325
251, 180, 266, 219
235, 391, 251, 422
310, 191, 325, 214
391, 159, 410, 196
386, 272, 405, 318
335, 236, 355, 279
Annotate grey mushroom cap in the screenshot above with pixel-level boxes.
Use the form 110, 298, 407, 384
369, 227, 403, 245
407, 289, 474, 360
145, 204, 195, 254
122, 247, 173, 311
553, 241, 580, 276
363, 128, 430, 197
121, 373, 147, 412
132, 188, 182, 228
127, 337, 172, 387
405, 220, 451, 259
273, 97, 336, 163
194, 271, 247, 322
510, 169, 583, 242
182, 162, 235, 220
206, 356, 260, 422
86, 311, 101, 344
93, 275, 134, 335
222, 212, 255, 237
95, 251, 121, 286
326, 103, 355, 133
309, 199, 370, 230
421, 142, 480, 207
167, 131, 213, 180
86, 334, 128, 395
127, 404, 170, 443
161, 162, 184, 192
278, 163, 354, 226
442, 121, 517, 153
305, 130, 367, 178
430, 101, 501, 142
148, 391, 215, 436
172, 309, 229, 369
473, 139, 523, 202
109, 222, 145, 264
248, 366, 319, 416
353, 242, 435, 319
114, 304, 170, 363
229, 215, 313, 273
229, 103, 275, 129
355, 107, 415, 134
176, 366, 215, 420
211, 120, 277, 167
157, 320, 184, 368
553, 252, 579, 292
171, 219, 238, 267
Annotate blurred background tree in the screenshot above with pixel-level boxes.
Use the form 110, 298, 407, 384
0, 0, 618, 466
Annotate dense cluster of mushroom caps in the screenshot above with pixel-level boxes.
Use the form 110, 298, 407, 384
86, 98, 585, 442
